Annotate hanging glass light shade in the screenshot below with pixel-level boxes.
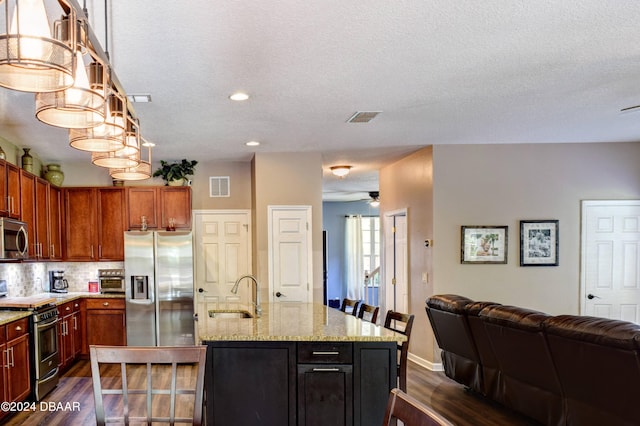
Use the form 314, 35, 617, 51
0, 0, 75, 92
35, 52, 107, 128
109, 143, 152, 181
68, 91, 125, 152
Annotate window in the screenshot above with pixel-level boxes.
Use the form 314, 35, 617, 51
362, 216, 380, 288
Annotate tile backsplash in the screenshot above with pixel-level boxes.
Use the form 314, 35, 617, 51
0, 262, 123, 296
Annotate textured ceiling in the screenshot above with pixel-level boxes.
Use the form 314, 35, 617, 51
0, 1, 639, 200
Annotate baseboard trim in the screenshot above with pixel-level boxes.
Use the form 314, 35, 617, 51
408, 352, 443, 372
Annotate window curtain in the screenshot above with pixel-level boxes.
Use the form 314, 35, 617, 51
345, 215, 364, 300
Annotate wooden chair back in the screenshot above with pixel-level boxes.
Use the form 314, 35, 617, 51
357, 303, 380, 324
383, 388, 454, 426
340, 298, 360, 316
384, 310, 415, 392
89, 345, 207, 426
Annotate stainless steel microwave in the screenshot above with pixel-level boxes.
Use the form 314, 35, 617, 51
0, 218, 28, 260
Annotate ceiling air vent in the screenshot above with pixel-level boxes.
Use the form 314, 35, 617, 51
209, 176, 230, 198
347, 111, 381, 123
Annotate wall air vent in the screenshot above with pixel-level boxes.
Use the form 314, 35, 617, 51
347, 111, 382, 123
209, 176, 230, 197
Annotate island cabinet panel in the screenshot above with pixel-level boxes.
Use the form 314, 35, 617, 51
298, 364, 353, 426
353, 342, 397, 426
207, 342, 297, 426
205, 340, 396, 426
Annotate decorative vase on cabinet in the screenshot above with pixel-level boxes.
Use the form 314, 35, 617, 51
44, 164, 64, 186
21, 148, 33, 172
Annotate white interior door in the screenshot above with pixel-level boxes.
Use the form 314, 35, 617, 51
193, 210, 251, 308
269, 206, 312, 303
581, 200, 640, 323
384, 210, 408, 315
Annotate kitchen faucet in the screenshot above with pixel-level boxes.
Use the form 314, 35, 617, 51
231, 274, 262, 318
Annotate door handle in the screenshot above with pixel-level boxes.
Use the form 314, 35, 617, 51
587, 294, 600, 300
275, 291, 286, 298
198, 288, 207, 293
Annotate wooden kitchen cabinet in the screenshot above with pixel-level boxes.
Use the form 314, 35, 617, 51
84, 298, 126, 351
57, 300, 82, 372
64, 188, 126, 261
0, 161, 21, 219
127, 186, 191, 230
19, 171, 51, 259
127, 187, 158, 229
159, 187, 192, 229
0, 319, 29, 421
2, 318, 31, 410
48, 185, 63, 260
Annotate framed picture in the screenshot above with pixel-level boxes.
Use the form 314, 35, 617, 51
520, 220, 559, 266
461, 226, 508, 264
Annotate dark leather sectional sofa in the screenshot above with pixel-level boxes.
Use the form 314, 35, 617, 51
425, 294, 640, 426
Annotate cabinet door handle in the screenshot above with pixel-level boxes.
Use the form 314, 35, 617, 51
8, 347, 14, 368
65, 306, 71, 311
51, 244, 55, 257
103, 302, 109, 307
73, 316, 78, 330
312, 351, 340, 356
3, 349, 8, 368
312, 368, 341, 372
15, 325, 21, 331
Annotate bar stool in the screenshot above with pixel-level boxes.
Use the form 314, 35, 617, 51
357, 303, 380, 324
340, 298, 360, 316
384, 310, 415, 392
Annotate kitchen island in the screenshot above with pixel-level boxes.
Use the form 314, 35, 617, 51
198, 302, 406, 426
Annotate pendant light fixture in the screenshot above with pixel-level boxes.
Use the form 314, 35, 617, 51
0, 0, 75, 92
90, 115, 140, 168
34, 15, 107, 129
68, 90, 125, 152
109, 141, 152, 181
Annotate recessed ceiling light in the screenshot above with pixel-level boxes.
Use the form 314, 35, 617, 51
246, 141, 260, 147
230, 92, 249, 101
127, 94, 152, 103
330, 165, 352, 177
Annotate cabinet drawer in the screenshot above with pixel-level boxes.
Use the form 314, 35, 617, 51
85, 298, 125, 310
298, 342, 352, 364
59, 301, 76, 315
7, 318, 28, 340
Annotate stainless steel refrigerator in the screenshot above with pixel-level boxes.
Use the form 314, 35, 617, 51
124, 231, 195, 346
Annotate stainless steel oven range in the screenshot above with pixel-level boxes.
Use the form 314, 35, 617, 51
31, 303, 60, 400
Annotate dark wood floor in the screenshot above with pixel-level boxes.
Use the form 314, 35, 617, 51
4, 360, 539, 426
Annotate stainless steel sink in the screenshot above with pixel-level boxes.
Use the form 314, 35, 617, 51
208, 309, 253, 319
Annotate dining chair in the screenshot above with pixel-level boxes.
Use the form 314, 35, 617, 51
357, 302, 380, 324
384, 310, 415, 392
340, 298, 360, 316
89, 345, 207, 426
382, 388, 454, 426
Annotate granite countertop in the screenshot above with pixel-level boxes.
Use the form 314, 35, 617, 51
0, 292, 126, 325
197, 302, 407, 343
0, 310, 31, 326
